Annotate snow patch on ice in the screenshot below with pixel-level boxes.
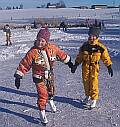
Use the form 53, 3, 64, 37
108, 48, 120, 58
0, 44, 30, 61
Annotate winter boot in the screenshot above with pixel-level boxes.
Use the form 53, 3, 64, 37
9, 42, 12, 46
82, 96, 91, 105
48, 99, 56, 113
39, 110, 48, 124
5, 43, 8, 46
90, 100, 97, 108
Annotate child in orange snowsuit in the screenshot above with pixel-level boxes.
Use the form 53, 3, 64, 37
14, 27, 73, 124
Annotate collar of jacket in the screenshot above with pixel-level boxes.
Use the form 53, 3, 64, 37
88, 38, 99, 45
35, 43, 50, 50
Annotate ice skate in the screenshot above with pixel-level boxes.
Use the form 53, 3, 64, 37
9, 43, 12, 46
5, 43, 8, 46
90, 100, 97, 109
39, 110, 48, 124
48, 99, 56, 113
82, 96, 91, 105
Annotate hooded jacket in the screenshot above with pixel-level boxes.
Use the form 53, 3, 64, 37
75, 39, 112, 67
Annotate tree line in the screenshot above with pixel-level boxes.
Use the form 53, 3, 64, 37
0, 4, 23, 10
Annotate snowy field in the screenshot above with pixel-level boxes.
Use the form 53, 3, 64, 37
0, 23, 120, 126
0, 8, 119, 23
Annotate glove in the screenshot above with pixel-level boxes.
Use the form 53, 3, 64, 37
71, 62, 79, 73
14, 73, 22, 89
107, 65, 113, 77
66, 59, 73, 68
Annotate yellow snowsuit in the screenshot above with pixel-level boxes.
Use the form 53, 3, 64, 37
75, 39, 112, 100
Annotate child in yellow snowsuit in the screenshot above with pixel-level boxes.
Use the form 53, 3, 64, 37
71, 26, 113, 108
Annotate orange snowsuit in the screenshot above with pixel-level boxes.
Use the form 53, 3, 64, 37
15, 43, 70, 110
75, 39, 112, 100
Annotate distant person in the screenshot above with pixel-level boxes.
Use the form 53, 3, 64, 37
33, 20, 37, 29
14, 27, 73, 124
98, 21, 102, 30
71, 26, 113, 109
3, 24, 12, 46
102, 20, 105, 29
86, 18, 90, 27
94, 19, 98, 27
59, 21, 67, 31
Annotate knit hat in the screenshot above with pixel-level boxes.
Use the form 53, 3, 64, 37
88, 26, 101, 38
36, 27, 50, 42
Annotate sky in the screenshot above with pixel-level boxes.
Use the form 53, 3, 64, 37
0, 0, 119, 9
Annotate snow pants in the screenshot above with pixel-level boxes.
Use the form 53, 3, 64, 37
82, 63, 99, 100
36, 80, 55, 110
6, 33, 11, 45
36, 81, 48, 110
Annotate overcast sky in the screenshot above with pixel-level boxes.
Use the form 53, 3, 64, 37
0, 0, 119, 8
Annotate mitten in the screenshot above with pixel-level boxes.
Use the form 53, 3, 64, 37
14, 73, 22, 89
107, 65, 113, 77
71, 62, 79, 73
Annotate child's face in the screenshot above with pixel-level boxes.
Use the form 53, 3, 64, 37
88, 35, 97, 44
36, 38, 47, 49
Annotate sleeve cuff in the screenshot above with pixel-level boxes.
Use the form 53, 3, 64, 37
15, 70, 24, 77
63, 55, 70, 64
